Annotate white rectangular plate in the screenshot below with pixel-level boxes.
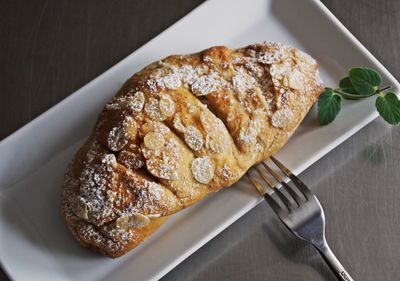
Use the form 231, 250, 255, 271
1, 0, 399, 280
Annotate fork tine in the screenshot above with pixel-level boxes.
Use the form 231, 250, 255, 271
245, 173, 266, 196
270, 157, 314, 200
255, 165, 297, 212
273, 187, 297, 213
253, 166, 274, 188
280, 182, 304, 206
260, 162, 303, 206
245, 173, 284, 216
270, 156, 291, 177
263, 192, 285, 216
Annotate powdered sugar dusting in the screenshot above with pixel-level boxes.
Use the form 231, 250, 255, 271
144, 138, 181, 180
271, 108, 294, 128
147, 79, 158, 94
131, 180, 164, 213
144, 132, 165, 150
156, 72, 182, 90
257, 48, 283, 64
146, 155, 177, 180
107, 116, 135, 152
102, 154, 117, 166
200, 111, 227, 153
239, 118, 263, 145
175, 65, 197, 85
76, 153, 118, 225
232, 67, 258, 95
144, 98, 165, 121
191, 72, 226, 96
106, 91, 145, 112
315, 69, 324, 87
191, 156, 214, 184
219, 164, 232, 181
184, 125, 204, 151
159, 94, 175, 117
117, 144, 145, 170
77, 222, 135, 253
173, 114, 186, 133
146, 58, 229, 98
142, 120, 171, 135
244, 62, 264, 78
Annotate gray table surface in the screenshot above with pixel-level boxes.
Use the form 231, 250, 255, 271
1, 0, 399, 280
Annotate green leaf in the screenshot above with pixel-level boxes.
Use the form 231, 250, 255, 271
339, 76, 358, 96
349, 67, 382, 96
318, 89, 342, 125
339, 77, 355, 92
375, 92, 400, 125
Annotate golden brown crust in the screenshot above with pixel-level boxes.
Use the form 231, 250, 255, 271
61, 42, 324, 258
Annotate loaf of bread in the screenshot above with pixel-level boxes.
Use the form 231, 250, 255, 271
61, 42, 324, 257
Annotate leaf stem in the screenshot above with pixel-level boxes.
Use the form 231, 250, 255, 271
377, 85, 392, 93
333, 88, 375, 99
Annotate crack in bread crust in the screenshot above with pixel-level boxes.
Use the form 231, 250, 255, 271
62, 42, 324, 257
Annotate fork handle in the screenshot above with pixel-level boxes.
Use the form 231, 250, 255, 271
315, 243, 354, 281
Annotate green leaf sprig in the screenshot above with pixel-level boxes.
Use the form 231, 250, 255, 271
318, 67, 400, 125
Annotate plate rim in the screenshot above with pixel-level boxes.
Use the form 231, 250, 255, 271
1, 0, 400, 280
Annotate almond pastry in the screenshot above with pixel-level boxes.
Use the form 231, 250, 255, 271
62, 42, 324, 257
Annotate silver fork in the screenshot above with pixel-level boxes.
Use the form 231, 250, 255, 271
246, 157, 354, 281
